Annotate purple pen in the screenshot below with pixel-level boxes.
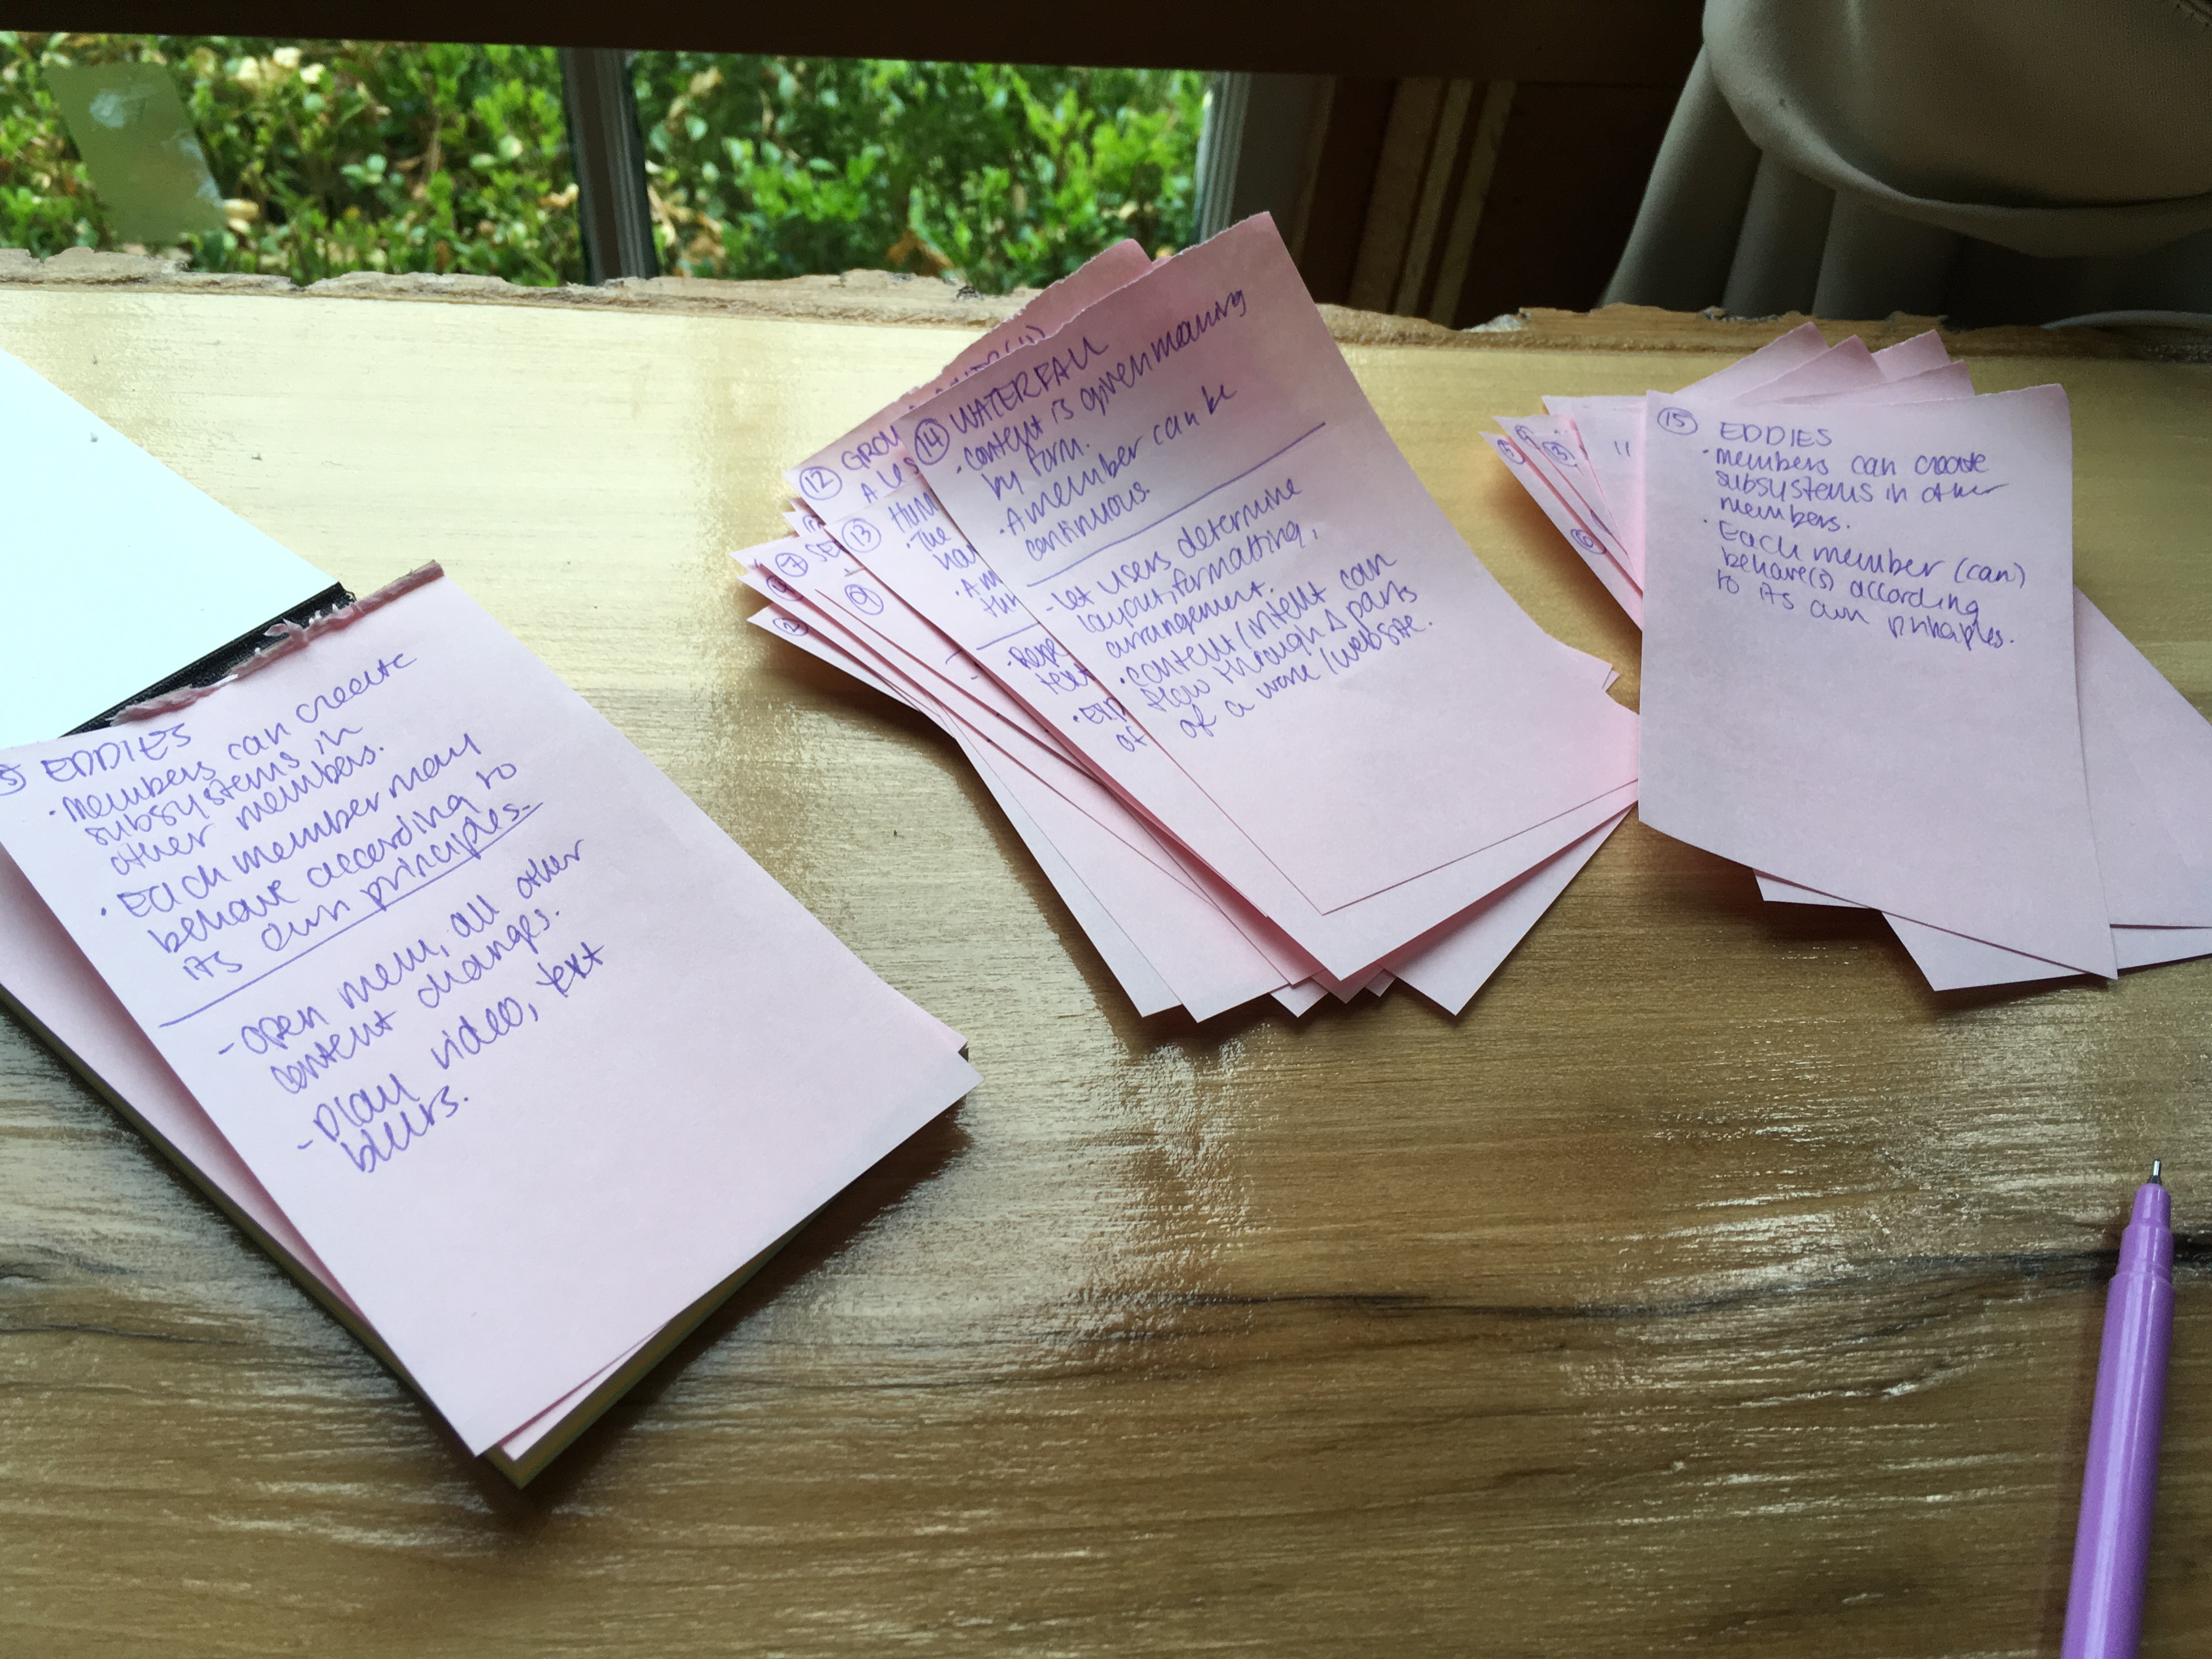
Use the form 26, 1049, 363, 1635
2062, 1163, 2175, 1659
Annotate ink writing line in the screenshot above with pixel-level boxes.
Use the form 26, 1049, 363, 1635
154, 802, 542, 1029
969, 620, 1043, 654
1025, 423, 1327, 587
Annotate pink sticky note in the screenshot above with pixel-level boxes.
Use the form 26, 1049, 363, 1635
791, 235, 1633, 982
1884, 913, 2080, 991
792, 417, 1632, 981
1543, 395, 1646, 579
1639, 384, 2116, 977
894, 215, 1637, 914
748, 533, 1312, 992
1680, 321, 1831, 400
0, 572, 979, 1452
0, 841, 658, 1468
1384, 809, 1629, 1013
1871, 331, 1954, 380
1780, 362, 1976, 407
789, 239, 1154, 520
1497, 413, 1626, 542
1484, 432, 1644, 623
1740, 335, 1884, 402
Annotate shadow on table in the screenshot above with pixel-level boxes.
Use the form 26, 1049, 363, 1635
455, 1102, 974, 1517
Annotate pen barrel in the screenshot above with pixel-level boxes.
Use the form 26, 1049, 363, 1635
2062, 1190, 2174, 1659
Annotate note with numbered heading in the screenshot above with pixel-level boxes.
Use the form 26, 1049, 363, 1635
0, 569, 979, 1452
890, 215, 1638, 915
1638, 385, 2116, 976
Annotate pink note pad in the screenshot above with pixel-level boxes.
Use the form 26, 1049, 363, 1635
1483, 433, 1644, 623
0, 572, 978, 1452
1542, 396, 1646, 582
788, 326, 1632, 982
1871, 331, 1954, 379
894, 215, 1637, 914
1639, 385, 2115, 977
1493, 414, 1640, 588
0, 843, 650, 1465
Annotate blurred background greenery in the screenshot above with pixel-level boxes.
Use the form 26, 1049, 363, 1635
0, 33, 1205, 292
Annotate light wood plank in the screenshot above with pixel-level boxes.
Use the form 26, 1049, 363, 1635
3, 287, 2209, 1657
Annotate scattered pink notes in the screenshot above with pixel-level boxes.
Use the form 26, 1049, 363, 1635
755, 220, 1638, 1020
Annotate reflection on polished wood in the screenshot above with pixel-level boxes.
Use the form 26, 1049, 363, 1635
2, 281, 2210, 1657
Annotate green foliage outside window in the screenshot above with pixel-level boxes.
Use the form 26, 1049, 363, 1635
0, 33, 1204, 292
0, 34, 579, 284
636, 56, 1204, 291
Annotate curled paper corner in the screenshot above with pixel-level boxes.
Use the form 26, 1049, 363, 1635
112, 562, 445, 724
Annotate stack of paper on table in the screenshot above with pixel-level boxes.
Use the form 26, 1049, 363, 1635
0, 360, 979, 1481
1487, 321, 2212, 990
741, 216, 1641, 1022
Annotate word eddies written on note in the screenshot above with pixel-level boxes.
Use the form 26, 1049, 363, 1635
1676, 405, 2028, 652
7, 638, 596, 1178
0, 571, 979, 1452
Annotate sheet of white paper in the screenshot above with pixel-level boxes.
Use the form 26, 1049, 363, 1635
0, 347, 335, 746
0, 572, 978, 1451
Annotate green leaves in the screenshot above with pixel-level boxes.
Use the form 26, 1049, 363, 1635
0, 33, 583, 284
635, 56, 1203, 291
0, 37, 1202, 294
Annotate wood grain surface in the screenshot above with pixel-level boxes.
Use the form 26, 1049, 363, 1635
2, 286, 2210, 1658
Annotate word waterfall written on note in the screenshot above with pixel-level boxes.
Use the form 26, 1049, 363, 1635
741, 215, 1640, 1022
0, 568, 979, 1460
1488, 321, 2212, 990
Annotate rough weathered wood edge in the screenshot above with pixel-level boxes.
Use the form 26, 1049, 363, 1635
0, 246, 2146, 358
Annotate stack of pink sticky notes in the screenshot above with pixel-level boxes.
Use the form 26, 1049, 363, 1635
1489, 321, 2212, 990
0, 568, 979, 1480
738, 216, 1641, 1021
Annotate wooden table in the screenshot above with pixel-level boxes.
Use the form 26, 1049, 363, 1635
3, 266, 2209, 1657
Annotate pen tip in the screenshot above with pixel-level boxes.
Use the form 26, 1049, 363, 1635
2151, 1159, 2163, 1185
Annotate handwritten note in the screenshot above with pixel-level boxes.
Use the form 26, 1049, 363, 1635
892, 215, 1637, 914
0, 571, 978, 1451
1639, 385, 2114, 974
